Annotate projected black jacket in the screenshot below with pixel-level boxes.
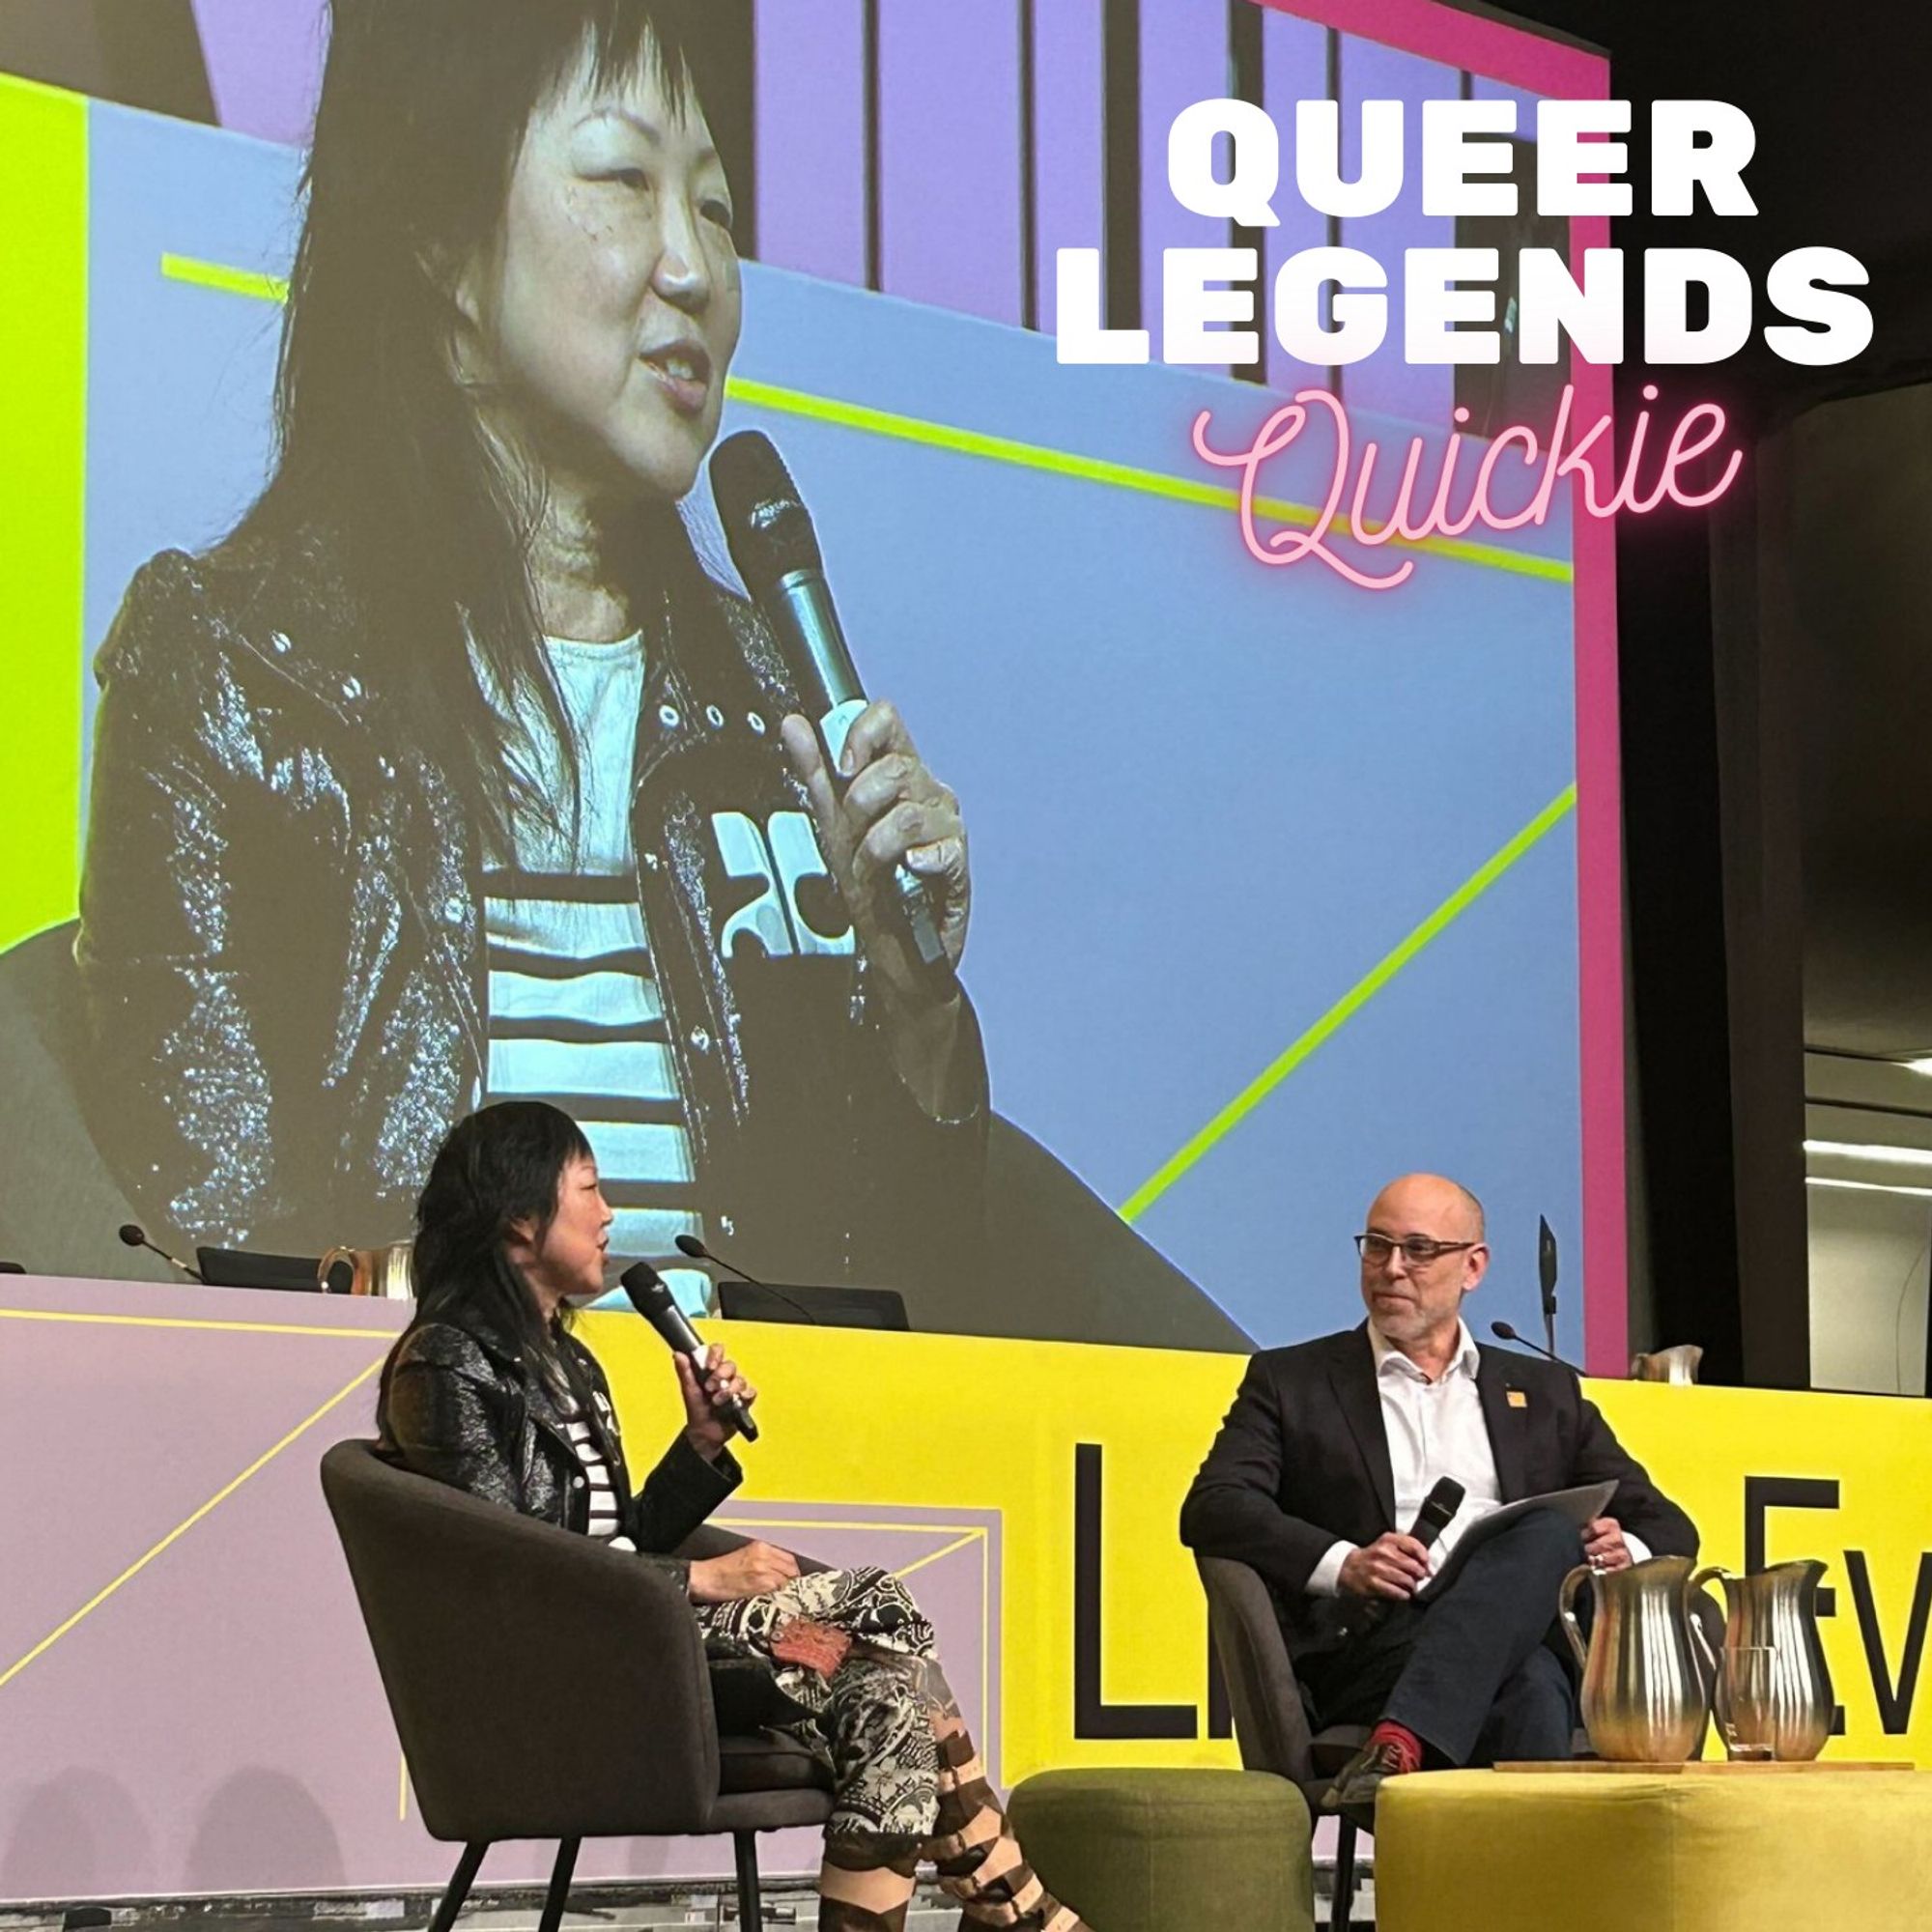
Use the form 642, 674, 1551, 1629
74, 534, 988, 1282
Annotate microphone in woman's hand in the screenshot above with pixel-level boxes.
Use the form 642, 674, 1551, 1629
709, 428, 954, 989
619, 1261, 759, 1441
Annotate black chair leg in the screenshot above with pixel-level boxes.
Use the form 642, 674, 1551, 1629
427, 1842, 489, 1932
733, 1829, 763, 1926
1331, 1816, 1358, 1932
536, 1837, 581, 1932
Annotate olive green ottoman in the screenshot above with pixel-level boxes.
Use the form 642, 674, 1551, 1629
1006, 1769, 1315, 1932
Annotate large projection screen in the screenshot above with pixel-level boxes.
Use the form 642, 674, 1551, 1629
0, 0, 1623, 1371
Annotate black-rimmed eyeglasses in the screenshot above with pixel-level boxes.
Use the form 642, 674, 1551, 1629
1354, 1233, 1480, 1267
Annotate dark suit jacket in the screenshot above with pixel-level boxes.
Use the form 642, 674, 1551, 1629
1179, 1323, 1698, 1664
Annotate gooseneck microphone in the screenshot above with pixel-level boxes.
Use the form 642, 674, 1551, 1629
709, 430, 954, 987
1491, 1319, 1582, 1377
619, 1261, 759, 1442
675, 1230, 761, 1286
118, 1222, 203, 1282
1345, 1475, 1467, 1635
674, 1233, 823, 1326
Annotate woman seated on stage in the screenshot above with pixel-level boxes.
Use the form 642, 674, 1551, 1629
379, 1100, 1092, 1932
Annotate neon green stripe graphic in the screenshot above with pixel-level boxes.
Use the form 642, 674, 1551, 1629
1, 78, 89, 952
728, 377, 1573, 585
161, 251, 289, 304
156, 253, 1573, 586
1118, 784, 1578, 1225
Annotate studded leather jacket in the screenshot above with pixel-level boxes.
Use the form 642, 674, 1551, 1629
377, 1312, 737, 1592
76, 532, 988, 1283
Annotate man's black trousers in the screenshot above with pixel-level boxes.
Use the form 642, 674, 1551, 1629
1295, 1506, 1583, 1766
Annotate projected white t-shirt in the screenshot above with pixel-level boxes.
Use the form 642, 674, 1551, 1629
479, 632, 711, 1316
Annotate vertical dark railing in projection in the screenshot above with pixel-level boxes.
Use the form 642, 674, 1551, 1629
1228, 0, 1265, 383
1101, 0, 1142, 333
1324, 26, 1342, 398
1020, 0, 1039, 332
863, 0, 882, 292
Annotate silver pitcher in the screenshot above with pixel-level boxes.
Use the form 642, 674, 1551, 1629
1689, 1560, 1834, 1761
1559, 1554, 1714, 1761
1629, 1344, 1704, 1383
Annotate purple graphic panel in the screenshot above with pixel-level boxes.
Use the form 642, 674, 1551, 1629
1470, 71, 1544, 125
1262, 8, 1333, 391
753, 0, 868, 285
879, 2, 1024, 324
1033, 0, 1106, 329
189, 0, 327, 147
0, 1276, 1001, 1900
1139, 0, 1232, 348
1337, 34, 1458, 425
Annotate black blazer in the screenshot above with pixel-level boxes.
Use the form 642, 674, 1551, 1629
1179, 1324, 1698, 1662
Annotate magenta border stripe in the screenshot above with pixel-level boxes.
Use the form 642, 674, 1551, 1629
1251, 0, 1605, 97
1569, 202, 1624, 1378
878, 2, 1024, 324
1246, 0, 1622, 1370
753, 0, 868, 285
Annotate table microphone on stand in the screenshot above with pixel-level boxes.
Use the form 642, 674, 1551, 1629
1538, 1214, 1560, 1363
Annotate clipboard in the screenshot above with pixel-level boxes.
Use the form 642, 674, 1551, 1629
1415, 1481, 1615, 1602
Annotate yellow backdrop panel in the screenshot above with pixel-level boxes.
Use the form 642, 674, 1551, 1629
582, 1318, 1932, 1780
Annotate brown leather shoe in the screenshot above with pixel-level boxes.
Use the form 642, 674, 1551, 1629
1321, 1738, 1411, 1833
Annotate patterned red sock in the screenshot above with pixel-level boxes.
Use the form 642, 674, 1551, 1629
1367, 1720, 1423, 1776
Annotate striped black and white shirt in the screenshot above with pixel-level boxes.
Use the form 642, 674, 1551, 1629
555, 1401, 636, 1549
479, 632, 712, 1316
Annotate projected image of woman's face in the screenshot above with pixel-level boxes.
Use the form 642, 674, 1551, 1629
458, 41, 742, 507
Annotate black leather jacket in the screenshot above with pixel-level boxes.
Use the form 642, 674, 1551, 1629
378, 1313, 737, 1592
76, 532, 988, 1281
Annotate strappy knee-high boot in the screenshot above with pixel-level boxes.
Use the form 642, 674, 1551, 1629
925, 1709, 1093, 1931
817, 1832, 923, 1932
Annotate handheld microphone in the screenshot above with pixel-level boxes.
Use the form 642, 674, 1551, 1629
118, 1222, 203, 1283
1347, 1476, 1466, 1635
1538, 1214, 1559, 1360
619, 1261, 759, 1442
709, 430, 953, 988
1491, 1319, 1582, 1377
674, 1234, 823, 1325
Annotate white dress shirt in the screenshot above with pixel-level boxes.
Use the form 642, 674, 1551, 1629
1306, 1321, 1648, 1596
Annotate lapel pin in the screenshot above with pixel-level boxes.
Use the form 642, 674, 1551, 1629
1507, 1388, 1529, 1409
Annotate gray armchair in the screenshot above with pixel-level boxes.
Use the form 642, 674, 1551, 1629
1197, 1556, 1374, 1932
320, 1439, 833, 1931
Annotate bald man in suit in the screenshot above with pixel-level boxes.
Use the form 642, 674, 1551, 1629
1181, 1173, 1696, 1823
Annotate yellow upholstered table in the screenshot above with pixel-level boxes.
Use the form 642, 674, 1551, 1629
1374, 1769, 1931, 1931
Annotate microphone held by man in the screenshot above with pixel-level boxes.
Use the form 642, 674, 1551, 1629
1339, 1475, 1466, 1636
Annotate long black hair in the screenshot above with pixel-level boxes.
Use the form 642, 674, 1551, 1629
234, 0, 738, 859
395, 1099, 594, 1392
